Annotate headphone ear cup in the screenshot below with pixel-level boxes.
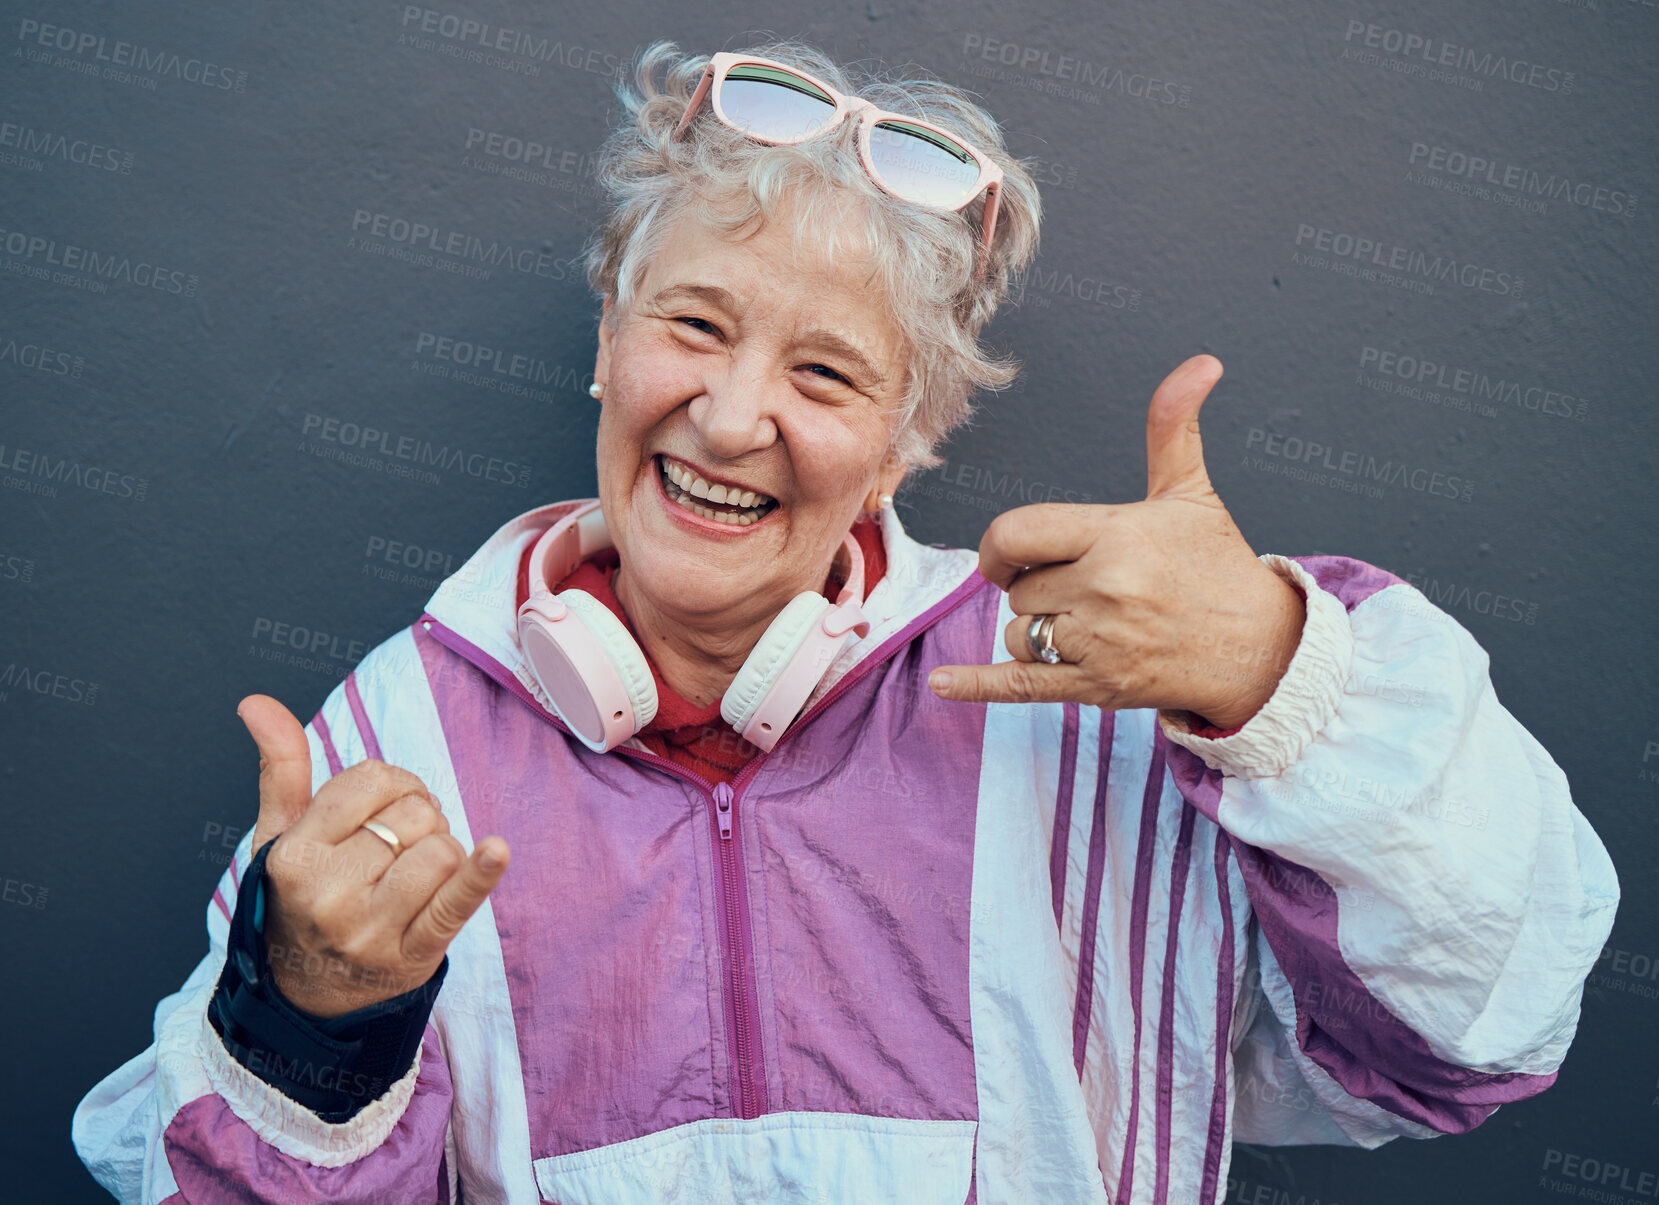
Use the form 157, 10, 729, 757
519, 589, 657, 751
721, 593, 833, 746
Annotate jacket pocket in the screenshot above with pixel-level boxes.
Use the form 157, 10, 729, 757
532, 1112, 977, 1204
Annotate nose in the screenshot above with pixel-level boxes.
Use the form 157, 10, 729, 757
687, 357, 782, 462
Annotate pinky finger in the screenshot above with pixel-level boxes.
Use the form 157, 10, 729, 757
401, 837, 510, 966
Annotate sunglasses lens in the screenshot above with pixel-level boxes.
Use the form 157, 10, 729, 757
720, 64, 837, 141
868, 120, 981, 208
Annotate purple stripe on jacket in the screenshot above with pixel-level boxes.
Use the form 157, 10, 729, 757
162, 1029, 453, 1202
1153, 802, 1199, 1204
1113, 733, 1169, 1202
1199, 826, 1236, 1202
1071, 713, 1114, 1077
1049, 703, 1081, 929
312, 706, 345, 777
1167, 747, 1554, 1133
343, 671, 382, 761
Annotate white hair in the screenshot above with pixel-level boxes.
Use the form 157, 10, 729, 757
580, 39, 1044, 471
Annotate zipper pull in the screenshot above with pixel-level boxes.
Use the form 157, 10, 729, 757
714, 781, 734, 840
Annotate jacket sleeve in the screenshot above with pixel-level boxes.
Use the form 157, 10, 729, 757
71, 680, 457, 1203
1158, 554, 1620, 1148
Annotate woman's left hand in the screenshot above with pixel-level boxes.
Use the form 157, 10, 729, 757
928, 355, 1308, 731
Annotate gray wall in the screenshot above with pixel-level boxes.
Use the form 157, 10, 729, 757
3, 1, 1653, 1200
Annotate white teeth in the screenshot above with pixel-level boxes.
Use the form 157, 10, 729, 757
658, 456, 774, 508
658, 455, 777, 526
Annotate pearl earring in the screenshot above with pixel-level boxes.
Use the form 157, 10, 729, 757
878, 493, 894, 510
588, 381, 605, 400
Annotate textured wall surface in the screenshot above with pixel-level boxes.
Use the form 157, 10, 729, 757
2, 1, 1654, 1201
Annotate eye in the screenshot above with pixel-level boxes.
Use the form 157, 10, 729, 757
676, 316, 720, 336
803, 363, 851, 385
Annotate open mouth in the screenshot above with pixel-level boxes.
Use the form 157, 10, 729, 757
656, 454, 779, 526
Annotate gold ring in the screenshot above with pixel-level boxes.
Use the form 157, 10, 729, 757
360, 818, 405, 859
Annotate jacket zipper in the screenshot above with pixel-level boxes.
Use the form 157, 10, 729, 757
711, 780, 762, 1118
418, 571, 986, 1123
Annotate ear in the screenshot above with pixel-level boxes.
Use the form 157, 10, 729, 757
861, 451, 911, 513
592, 296, 615, 391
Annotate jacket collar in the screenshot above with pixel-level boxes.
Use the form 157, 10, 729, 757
421, 497, 982, 744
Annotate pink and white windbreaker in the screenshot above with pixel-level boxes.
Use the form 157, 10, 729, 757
73, 497, 1620, 1204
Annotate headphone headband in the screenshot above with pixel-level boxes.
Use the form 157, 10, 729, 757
525, 500, 613, 611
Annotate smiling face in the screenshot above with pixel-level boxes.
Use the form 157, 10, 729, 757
591, 195, 911, 639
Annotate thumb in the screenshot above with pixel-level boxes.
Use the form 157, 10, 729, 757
238, 693, 313, 852
1145, 353, 1224, 500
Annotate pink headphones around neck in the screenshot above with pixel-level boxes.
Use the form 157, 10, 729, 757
516, 500, 872, 755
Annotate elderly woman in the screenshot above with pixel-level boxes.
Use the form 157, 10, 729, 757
74, 39, 1616, 1205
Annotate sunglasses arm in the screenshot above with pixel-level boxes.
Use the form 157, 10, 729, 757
674, 65, 717, 141
974, 181, 1002, 281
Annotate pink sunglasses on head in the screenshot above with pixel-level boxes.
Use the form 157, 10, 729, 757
674, 51, 1005, 280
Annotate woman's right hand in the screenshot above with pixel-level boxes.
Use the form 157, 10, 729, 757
235, 694, 511, 1018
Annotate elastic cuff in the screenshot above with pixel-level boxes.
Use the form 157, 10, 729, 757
207, 836, 447, 1122
196, 1001, 430, 1168
1159, 554, 1354, 779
